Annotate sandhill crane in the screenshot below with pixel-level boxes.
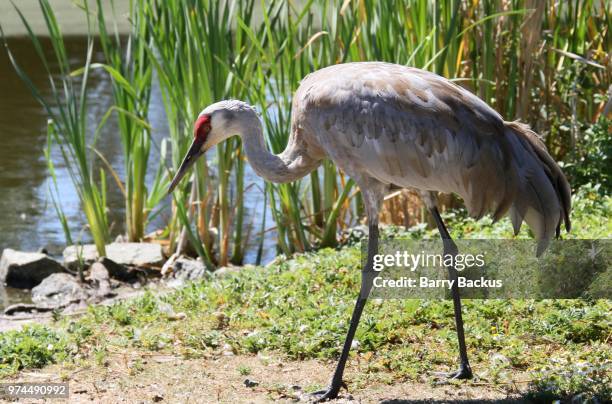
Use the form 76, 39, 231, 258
168, 62, 571, 401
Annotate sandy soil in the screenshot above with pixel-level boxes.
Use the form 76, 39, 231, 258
5, 352, 530, 403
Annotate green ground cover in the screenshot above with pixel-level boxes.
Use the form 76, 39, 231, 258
1, 185, 610, 402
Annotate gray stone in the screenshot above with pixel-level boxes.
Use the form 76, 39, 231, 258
341, 224, 369, 245
243, 379, 259, 388
106, 243, 164, 267
169, 256, 207, 281
0, 249, 66, 289
63, 243, 164, 269
88, 262, 110, 282
62, 244, 98, 270
87, 262, 112, 297
31, 273, 88, 307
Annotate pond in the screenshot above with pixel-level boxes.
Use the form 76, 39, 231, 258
0, 37, 276, 309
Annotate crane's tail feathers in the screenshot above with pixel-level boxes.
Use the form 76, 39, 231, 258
504, 121, 572, 256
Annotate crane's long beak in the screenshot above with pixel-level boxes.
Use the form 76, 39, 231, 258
167, 138, 205, 195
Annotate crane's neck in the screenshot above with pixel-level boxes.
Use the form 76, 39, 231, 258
237, 109, 320, 184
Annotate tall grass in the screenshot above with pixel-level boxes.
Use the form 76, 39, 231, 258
93, 0, 167, 242
143, 0, 259, 267
238, 0, 359, 254
1, 0, 110, 255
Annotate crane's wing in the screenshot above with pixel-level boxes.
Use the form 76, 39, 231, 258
294, 62, 570, 253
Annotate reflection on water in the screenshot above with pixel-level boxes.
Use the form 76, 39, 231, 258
0, 36, 276, 303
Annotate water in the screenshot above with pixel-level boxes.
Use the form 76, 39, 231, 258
0, 37, 276, 308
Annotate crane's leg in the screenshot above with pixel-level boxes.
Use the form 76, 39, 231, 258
310, 222, 379, 402
430, 206, 473, 379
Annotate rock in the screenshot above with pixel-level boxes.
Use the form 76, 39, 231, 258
87, 262, 113, 298
63, 243, 164, 270
490, 353, 510, 366
164, 277, 185, 289
214, 265, 243, 277
88, 262, 110, 282
0, 249, 66, 289
106, 243, 164, 267
341, 224, 369, 245
243, 379, 259, 388
63, 244, 98, 270
222, 343, 235, 356
156, 301, 186, 321
97, 257, 138, 282
169, 312, 186, 320
31, 273, 88, 307
170, 256, 207, 280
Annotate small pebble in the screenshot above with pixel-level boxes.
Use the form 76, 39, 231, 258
244, 378, 259, 388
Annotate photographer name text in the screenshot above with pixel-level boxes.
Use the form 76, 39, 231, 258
371, 251, 503, 289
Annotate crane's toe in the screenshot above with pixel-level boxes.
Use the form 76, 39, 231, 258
307, 388, 338, 402
432, 363, 473, 383
306, 383, 350, 402
448, 365, 473, 380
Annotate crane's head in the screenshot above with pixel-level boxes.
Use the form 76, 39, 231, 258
168, 100, 255, 194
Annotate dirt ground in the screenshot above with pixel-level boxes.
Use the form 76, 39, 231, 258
5, 352, 531, 403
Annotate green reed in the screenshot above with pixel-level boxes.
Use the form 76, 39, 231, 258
236, 0, 359, 254
93, 0, 167, 242
143, 0, 258, 267
1, 0, 110, 255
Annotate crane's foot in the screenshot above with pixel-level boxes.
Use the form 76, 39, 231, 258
432, 363, 473, 382
307, 381, 346, 402
308, 389, 338, 402
448, 364, 473, 379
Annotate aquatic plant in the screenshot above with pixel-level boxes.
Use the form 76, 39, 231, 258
94, 0, 167, 242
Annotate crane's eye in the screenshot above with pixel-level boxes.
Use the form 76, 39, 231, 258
222, 110, 235, 121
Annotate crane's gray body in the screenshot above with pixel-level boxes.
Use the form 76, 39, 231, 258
294, 62, 506, 195
288, 62, 570, 251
